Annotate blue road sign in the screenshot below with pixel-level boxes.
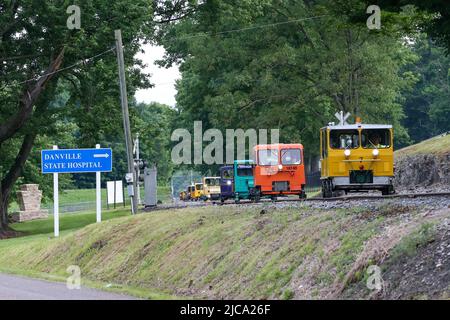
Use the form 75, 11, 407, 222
41, 148, 113, 174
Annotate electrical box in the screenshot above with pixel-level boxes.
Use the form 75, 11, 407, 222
127, 184, 134, 197
125, 172, 134, 183
144, 165, 157, 207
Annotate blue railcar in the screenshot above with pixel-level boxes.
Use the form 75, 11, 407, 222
219, 165, 234, 202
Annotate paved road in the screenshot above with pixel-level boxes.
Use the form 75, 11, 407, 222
0, 273, 136, 300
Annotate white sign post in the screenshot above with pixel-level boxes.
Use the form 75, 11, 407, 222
96, 144, 102, 223
42, 146, 112, 237
53, 145, 59, 237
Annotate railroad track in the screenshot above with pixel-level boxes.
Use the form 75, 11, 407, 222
143, 192, 450, 212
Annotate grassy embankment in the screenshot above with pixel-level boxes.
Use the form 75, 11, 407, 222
1, 199, 446, 299
395, 133, 450, 159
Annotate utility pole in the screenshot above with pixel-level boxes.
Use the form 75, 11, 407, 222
135, 133, 141, 205
115, 29, 138, 215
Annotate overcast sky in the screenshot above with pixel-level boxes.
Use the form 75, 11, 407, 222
134, 44, 180, 107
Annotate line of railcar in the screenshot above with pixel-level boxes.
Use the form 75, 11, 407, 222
179, 119, 395, 202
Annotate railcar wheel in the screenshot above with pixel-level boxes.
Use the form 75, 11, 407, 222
322, 180, 332, 198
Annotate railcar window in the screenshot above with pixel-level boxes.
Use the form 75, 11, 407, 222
237, 166, 253, 176
258, 149, 279, 165
222, 169, 233, 179
281, 149, 301, 165
205, 178, 220, 186
330, 130, 359, 149
362, 129, 391, 148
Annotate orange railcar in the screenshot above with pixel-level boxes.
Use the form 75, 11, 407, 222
253, 144, 306, 199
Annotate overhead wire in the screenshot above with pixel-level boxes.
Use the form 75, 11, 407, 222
0, 14, 328, 89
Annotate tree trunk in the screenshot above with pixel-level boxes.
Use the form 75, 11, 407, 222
0, 49, 64, 233
0, 182, 8, 233
0, 132, 37, 232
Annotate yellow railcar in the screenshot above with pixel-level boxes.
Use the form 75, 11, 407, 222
320, 121, 394, 197
202, 177, 221, 200
189, 183, 204, 200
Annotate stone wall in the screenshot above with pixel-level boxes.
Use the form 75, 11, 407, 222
10, 184, 48, 223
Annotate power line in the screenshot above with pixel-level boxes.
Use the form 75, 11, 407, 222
162, 15, 328, 42
0, 47, 115, 90
0, 14, 328, 90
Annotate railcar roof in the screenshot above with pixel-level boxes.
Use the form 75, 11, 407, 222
322, 124, 393, 130
234, 159, 254, 163
254, 143, 304, 149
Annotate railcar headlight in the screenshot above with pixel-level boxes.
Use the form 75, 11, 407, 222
372, 149, 379, 157
278, 164, 283, 170
226, 180, 232, 185
344, 149, 351, 157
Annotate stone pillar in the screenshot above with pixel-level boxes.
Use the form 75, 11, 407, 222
11, 184, 48, 222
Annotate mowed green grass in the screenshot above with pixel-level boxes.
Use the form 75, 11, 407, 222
9, 208, 131, 237
47, 185, 172, 205
1, 200, 443, 300
396, 133, 450, 158
9, 186, 172, 212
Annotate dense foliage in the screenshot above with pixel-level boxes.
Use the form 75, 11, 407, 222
156, 0, 449, 164
1, 0, 449, 231
0, 0, 154, 229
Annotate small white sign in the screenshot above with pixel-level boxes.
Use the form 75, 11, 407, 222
107, 180, 124, 204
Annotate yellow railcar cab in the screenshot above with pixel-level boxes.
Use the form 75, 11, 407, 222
320, 122, 394, 197
192, 183, 204, 200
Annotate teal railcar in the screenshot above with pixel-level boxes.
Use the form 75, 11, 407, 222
233, 160, 255, 202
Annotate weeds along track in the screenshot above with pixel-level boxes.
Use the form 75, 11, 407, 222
143, 192, 450, 212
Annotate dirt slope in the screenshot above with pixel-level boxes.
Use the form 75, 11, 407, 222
0, 198, 449, 299
395, 133, 450, 192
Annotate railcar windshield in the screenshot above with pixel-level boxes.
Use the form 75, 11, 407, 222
221, 169, 233, 179
330, 130, 359, 149
361, 129, 391, 149
258, 149, 279, 165
237, 165, 253, 176
281, 149, 301, 165
205, 178, 220, 186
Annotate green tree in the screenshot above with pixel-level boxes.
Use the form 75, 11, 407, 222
0, 0, 153, 233
401, 34, 450, 144
158, 0, 416, 172
133, 101, 177, 184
